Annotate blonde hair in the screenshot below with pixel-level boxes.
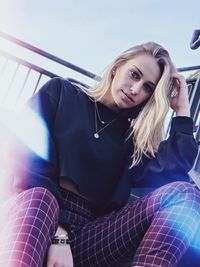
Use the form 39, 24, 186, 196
84, 42, 176, 167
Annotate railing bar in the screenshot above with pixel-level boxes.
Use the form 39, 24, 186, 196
193, 100, 200, 122
0, 49, 59, 79
191, 101, 200, 123
0, 31, 100, 80
194, 106, 200, 126
32, 73, 42, 95
0, 58, 8, 79
1, 63, 20, 104
188, 77, 199, 100
186, 78, 197, 84
190, 77, 200, 118
194, 152, 200, 174
66, 78, 90, 89
177, 66, 200, 72
13, 68, 31, 110
196, 125, 200, 146
188, 84, 194, 101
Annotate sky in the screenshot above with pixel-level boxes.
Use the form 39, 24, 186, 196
0, 0, 200, 85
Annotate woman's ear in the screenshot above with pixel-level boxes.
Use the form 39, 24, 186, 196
112, 68, 116, 76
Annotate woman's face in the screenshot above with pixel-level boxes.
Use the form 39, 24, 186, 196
107, 53, 161, 110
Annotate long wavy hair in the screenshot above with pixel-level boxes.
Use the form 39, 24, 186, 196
83, 42, 176, 167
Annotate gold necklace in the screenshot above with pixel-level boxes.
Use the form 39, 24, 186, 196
93, 101, 119, 139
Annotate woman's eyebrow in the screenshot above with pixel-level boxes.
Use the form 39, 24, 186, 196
132, 65, 156, 87
132, 65, 143, 76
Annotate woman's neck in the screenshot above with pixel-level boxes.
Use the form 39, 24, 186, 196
98, 92, 121, 112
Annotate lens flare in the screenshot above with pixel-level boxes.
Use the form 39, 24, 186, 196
0, 106, 48, 161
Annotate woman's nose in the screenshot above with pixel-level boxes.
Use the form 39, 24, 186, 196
129, 81, 142, 95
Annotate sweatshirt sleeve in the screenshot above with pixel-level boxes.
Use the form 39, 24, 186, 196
125, 116, 198, 189
12, 77, 71, 231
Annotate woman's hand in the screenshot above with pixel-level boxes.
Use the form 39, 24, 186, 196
169, 73, 190, 117
47, 243, 74, 267
47, 225, 74, 267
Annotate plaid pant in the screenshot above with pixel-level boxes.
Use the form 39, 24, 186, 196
0, 182, 200, 267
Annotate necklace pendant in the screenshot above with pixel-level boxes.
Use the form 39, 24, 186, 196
94, 133, 99, 139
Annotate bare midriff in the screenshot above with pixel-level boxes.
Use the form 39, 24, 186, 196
59, 177, 87, 200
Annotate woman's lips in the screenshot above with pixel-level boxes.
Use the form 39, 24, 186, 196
121, 89, 134, 103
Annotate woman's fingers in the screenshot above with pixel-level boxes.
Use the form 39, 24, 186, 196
169, 73, 190, 116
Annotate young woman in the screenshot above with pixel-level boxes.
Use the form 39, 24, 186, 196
0, 42, 199, 267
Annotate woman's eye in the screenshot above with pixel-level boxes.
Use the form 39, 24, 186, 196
144, 84, 154, 94
131, 71, 140, 80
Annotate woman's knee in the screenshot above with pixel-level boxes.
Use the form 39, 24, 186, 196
12, 187, 59, 222
151, 181, 200, 214
156, 181, 199, 198
168, 181, 200, 202
167, 181, 197, 191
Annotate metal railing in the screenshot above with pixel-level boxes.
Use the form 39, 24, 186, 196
0, 31, 101, 110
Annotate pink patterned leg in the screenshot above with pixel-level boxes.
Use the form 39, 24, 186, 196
0, 187, 59, 267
